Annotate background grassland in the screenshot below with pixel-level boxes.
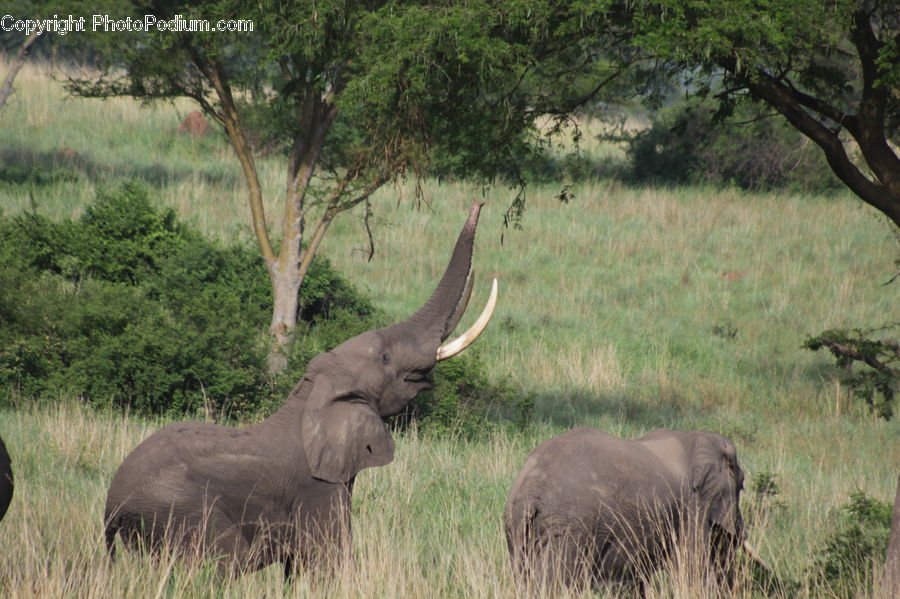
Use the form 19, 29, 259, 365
1, 59, 898, 597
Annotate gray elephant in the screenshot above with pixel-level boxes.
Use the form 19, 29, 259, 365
105, 202, 498, 576
504, 427, 748, 594
0, 436, 12, 521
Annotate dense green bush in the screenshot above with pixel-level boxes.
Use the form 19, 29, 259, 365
0, 183, 375, 417
0, 182, 526, 434
810, 490, 893, 597
619, 99, 841, 192
394, 351, 533, 439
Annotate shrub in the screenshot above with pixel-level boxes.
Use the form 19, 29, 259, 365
810, 490, 892, 597
0, 183, 523, 436
805, 323, 899, 420
0, 164, 80, 187
618, 99, 841, 193
394, 350, 534, 439
0, 183, 374, 418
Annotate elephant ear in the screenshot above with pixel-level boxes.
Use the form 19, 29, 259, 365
690, 435, 741, 536
301, 376, 395, 483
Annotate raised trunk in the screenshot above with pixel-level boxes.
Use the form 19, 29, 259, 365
398, 202, 483, 344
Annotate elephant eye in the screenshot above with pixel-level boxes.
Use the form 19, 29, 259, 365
382, 353, 390, 365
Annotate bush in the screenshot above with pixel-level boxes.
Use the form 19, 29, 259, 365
0, 182, 524, 436
394, 350, 534, 439
0, 182, 375, 418
805, 323, 899, 420
618, 99, 841, 193
810, 490, 893, 597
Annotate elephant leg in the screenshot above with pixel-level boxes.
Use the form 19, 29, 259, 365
185, 510, 255, 576
283, 555, 295, 581
212, 532, 253, 577
592, 538, 652, 598
527, 528, 594, 592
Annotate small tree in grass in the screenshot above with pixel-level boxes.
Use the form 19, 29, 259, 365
805, 323, 899, 420
65, 0, 569, 372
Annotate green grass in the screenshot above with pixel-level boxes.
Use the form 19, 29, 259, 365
1, 58, 898, 597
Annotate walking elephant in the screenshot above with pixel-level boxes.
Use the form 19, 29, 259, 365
104, 202, 498, 576
0, 436, 12, 521
504, 427, 750, 594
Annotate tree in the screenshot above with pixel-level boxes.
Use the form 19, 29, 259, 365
602, 0, 900, 227
0, 28, 40, 114
66, 0, 563, 372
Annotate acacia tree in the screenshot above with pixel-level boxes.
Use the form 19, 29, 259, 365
604, 0, 899, 227
0, 28, 40, 113
67, 0, 564, 372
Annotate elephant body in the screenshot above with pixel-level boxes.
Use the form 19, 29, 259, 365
0, 436, 12, 521
504, 427, 744, 593
105, 406, 351, 573
105, 203, 497, 575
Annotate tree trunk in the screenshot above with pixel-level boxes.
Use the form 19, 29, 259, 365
267, 266, 303, 374
718, 10, 900, 230
882, 474, 900, 599
198, 59, 385, 375
0, 28, 41, 114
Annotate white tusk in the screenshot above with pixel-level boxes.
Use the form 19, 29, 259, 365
436, 278, 498, 361
742, 540, 770, 572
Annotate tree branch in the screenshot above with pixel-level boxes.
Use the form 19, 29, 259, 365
847, 9, 900, 200
812, 338, 900, 378
193, 53, 275, 266
0, 28, 41, 113
732, 63, 900, 227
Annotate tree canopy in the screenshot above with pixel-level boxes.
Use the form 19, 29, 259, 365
65, 0, 574, 371
604, 0, 899, 226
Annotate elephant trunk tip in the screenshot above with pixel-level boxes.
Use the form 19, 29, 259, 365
399, 200, 487, 343
466, 201, 485, 228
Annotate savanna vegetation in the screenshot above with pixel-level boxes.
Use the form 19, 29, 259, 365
0, 35, 897, 599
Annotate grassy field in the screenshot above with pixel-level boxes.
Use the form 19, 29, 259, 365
1, 58, 898, 597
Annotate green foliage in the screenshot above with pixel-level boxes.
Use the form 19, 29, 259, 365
810, 490, 893, 598
394, 350, 533, 439
0, 183, 519, 436
64, 0, 570, 209
611, 0, 900, 225
805, 324, 899, 420
618, 99, 839, 192
0, 183, 375, 417
0, 164, 80, 187
751, 470, 780, 502
746, 470, 788, 525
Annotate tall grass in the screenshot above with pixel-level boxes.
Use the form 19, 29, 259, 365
1, 58, 898, 597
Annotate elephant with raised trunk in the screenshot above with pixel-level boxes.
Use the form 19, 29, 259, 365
105, 202, 498, 576
505, 427, 753, 595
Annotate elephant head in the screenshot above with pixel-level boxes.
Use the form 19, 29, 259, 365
298, 201, 497, 483
689, 431, 745, 539
688, 431, 746, 581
